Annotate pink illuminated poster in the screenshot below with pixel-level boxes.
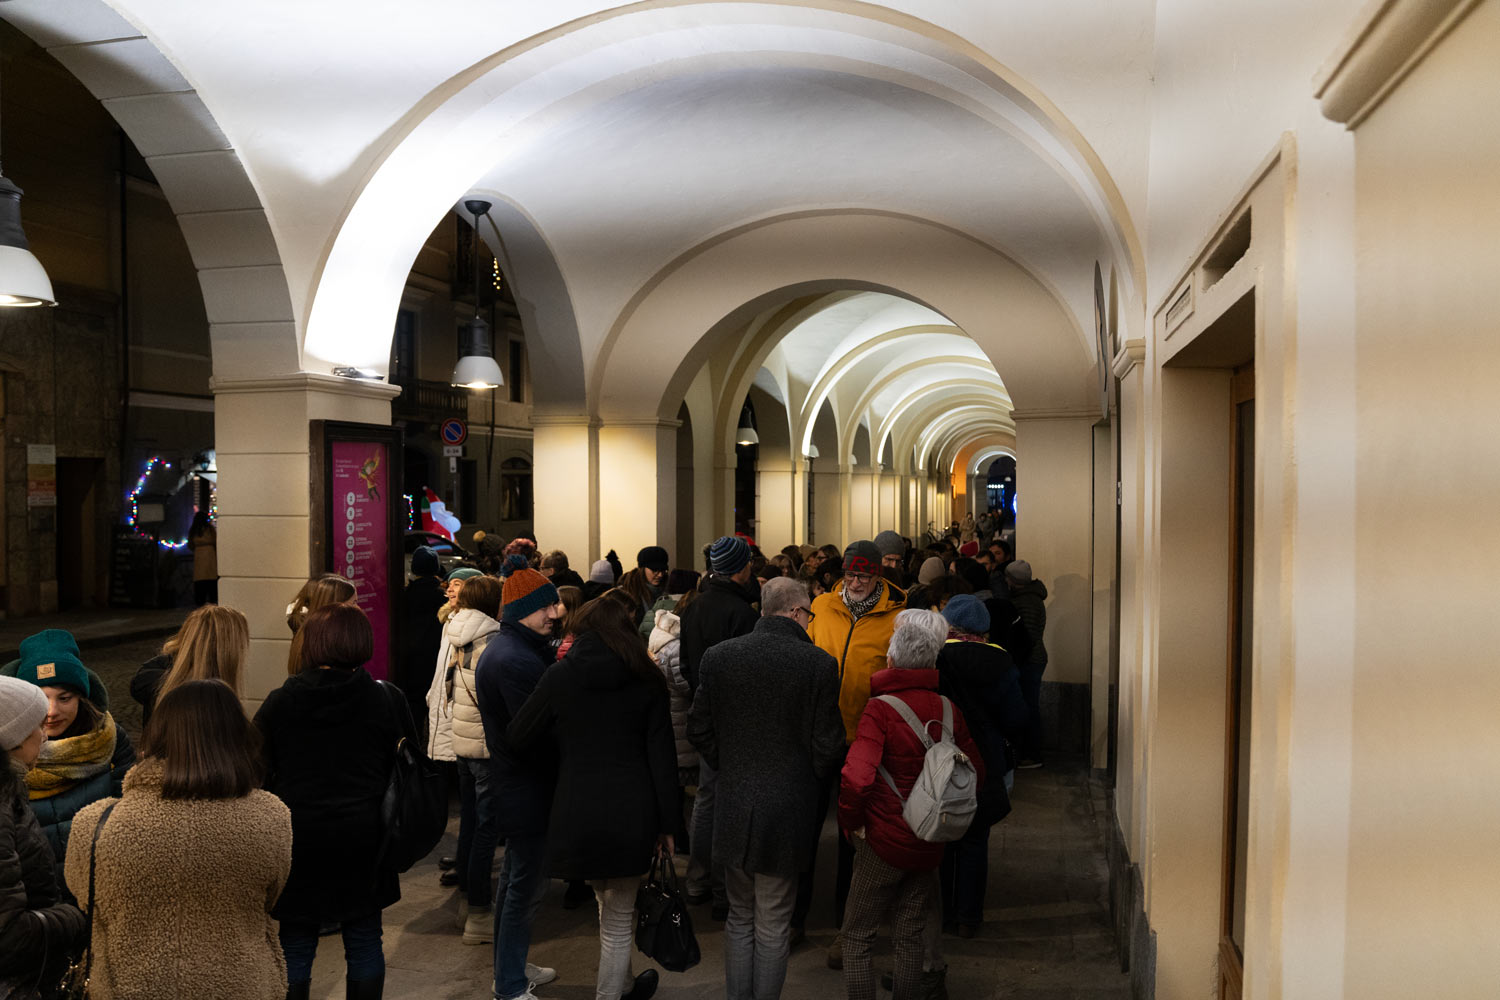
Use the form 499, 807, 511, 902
331, 440, 392, 680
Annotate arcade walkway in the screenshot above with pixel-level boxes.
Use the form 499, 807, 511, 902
307, 762, 1130, 999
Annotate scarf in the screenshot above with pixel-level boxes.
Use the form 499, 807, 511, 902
842, 580, 884, 621
27, 712, 117, 801
946, 630, 986, 643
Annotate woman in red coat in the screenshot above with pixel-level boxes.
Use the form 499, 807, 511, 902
838, 609, 984, 1000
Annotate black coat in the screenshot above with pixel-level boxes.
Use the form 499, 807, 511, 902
396, 575, 447, 706
0, 781, 85, 982
687, 614, 846, 877
253, 667, 408, 922
549, 568, 587, 591
936, 639, 1027, 823
130, 653, 171, 731
508, 631, 677, 881
678, 575, 759, 691
475, 621, 557, 837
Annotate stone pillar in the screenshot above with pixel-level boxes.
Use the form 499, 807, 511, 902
757, 456, 797, 554
1111, 339, 1146, 856
532, 416, 598, 569
811, 462, 843, 548
597, 420, 678, 566
1011, 410, 1097, 753
211, 373, 400, 710
847, 468, 876, 541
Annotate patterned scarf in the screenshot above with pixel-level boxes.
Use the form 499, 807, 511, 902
26, 712, 117, 801
842, 580, 885, 621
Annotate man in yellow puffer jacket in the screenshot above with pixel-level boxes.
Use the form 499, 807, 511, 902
800, 538, 906, 960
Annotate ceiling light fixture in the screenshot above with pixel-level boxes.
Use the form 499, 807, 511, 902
736, 403, 759, 446
805, 443, 820, 459
451, 198, 504, 390
0, 41, 55, 308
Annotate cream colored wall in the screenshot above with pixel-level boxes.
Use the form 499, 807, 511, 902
1340, 4, 1500, 997
1011, 415, 1095, 686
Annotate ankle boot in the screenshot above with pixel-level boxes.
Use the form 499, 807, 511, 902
285, 984, 311, 1000
345, 974, 385, 1000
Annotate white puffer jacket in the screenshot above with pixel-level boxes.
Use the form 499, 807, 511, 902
648, 609, 697, 772
425, 606, 456, 762
436, 607, 501, 760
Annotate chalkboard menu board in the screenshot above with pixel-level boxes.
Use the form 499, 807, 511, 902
109, 527, 161, 607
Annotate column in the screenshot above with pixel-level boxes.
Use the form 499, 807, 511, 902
756, 456, 797, 554
212, 373, 400, 709
532, 415, 598, 570
597, 420, 678, 566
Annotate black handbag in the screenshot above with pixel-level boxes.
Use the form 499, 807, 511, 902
634, 851, 700, 972
375, 681, 448, 873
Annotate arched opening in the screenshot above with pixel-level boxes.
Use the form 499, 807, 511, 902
986, 455, 1018, 532
808, 398, 840, 545
675, 402, 694, 566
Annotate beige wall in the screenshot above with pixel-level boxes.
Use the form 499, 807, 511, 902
1342, 3, 1500, 996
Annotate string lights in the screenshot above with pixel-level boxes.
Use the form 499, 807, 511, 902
403, 493, 416, 530
125, 455, 214, 549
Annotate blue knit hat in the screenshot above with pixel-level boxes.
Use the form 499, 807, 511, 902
942, 594, 990, 636
17, 629, 90, 697
709, 535, 750, 576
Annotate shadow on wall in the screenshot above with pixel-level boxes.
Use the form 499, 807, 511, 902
1041, 571, 1092, 755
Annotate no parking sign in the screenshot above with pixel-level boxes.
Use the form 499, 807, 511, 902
440, 418, 468, 447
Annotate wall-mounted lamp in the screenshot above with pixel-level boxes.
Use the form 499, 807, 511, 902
451, 198, 505, 390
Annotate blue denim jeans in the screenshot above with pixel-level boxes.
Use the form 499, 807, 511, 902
280, 911, 384, 984
457, 755, 500, 908
687, 759, 726, 906
492, 834, 549, 999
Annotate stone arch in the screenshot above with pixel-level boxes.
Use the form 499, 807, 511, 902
4, 0, 298, 379
851, 421, 873, 468
300, 0, 1143, 384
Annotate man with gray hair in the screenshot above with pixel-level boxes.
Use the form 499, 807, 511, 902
688, 577, 846, 1000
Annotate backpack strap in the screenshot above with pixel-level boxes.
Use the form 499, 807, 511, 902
874, 694, 947, 803
941, 697, 954, 743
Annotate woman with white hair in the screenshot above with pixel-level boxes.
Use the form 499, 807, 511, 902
837, 609, 984, 1000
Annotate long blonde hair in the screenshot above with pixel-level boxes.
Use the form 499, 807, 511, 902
157, 605, 250, 702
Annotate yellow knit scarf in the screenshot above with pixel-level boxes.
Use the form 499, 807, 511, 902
26, 712, 117, 800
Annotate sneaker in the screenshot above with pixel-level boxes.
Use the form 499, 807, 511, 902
826, 935, 843, 970
1016, 758, 1044, 769
462, 908, 493, 944
456, 897, 470, 931
526, 964, 557, 987
438, 855, 458, 871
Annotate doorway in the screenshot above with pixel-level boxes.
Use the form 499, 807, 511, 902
55, 457, 103, 609
1218, 365, 1254, 999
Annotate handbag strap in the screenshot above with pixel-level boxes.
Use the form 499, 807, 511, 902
81, 800, 118, 983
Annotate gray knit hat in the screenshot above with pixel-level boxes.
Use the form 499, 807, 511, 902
589, 559, 615, 583
873, 530, 905, 559
0, 675, 48, 751
942, 594, 990, 636
1004, 559, 1033, 584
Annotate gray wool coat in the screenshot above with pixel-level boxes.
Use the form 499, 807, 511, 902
687, 613, 846, 877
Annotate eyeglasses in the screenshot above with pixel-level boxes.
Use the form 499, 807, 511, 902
846, 572, 875, 584
796, 606, 816, 621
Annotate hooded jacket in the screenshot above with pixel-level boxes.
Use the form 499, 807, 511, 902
397, 573, 447, 710
253, 667, 407, 922
507, 631, 677, 880
807, 579, 909, 742
1008, 578, 1049, 666
0, 768, 86, 984
839, 668, 985, 872
442, 608, 502, 759
64, 760, 292, 1000
647, 610, 697, 772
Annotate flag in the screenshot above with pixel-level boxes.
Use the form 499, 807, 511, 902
421, 488, 461, 540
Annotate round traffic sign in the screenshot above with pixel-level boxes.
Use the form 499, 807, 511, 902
440, 418, 468, 446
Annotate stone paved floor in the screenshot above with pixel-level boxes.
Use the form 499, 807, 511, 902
308, 761, 1130, 1000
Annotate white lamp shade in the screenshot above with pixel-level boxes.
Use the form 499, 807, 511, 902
806, 444, 820, 459
0, 244, 56, 306
736, 426, 760, 446
451, 354, 504, 389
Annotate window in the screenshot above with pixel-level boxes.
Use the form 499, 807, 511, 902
499, 456, 532, 521
509, 339, 525, 403
391, 309, 416, 383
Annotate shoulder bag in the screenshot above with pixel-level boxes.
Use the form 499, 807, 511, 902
375, 680, 448, 873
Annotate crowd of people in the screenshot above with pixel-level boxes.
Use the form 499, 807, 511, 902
0, 511, 1049, 1000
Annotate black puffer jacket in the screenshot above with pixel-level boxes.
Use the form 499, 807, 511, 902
1008, 579, 1049, 667
0, 770, 86, 984
936, 638, 1027, 824
508, 632, 677, 881
253, 668, 408, 923
678, 575, 758, 691
130, 653, 172, 730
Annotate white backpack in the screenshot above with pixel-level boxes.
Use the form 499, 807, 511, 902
875, 695, 978, 842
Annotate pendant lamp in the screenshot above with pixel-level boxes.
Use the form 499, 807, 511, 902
0, 42, 55, 308
451, 199, 504, 390
736, 403, 759, 446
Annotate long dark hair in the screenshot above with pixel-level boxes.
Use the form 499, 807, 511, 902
142, 679, 262, 800
57, 695, 102, 741
570, 596, 665, 689
297, 603, 373, 672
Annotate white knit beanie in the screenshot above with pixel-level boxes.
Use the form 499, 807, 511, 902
0, 675, 49, 750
